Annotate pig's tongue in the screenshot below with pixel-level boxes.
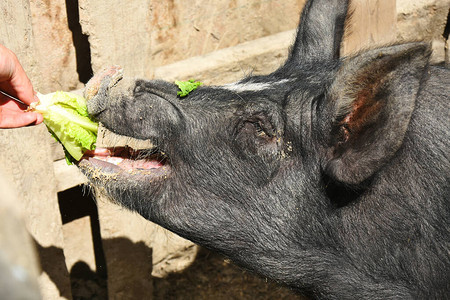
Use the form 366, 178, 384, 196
93, 156, 163, 170
84, 148, 164, 170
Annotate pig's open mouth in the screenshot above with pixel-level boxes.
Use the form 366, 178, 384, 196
79, 145, 171, 179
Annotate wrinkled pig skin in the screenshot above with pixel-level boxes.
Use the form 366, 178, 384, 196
79, 0, 449, 299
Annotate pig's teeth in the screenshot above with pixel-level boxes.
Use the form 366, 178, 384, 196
106, 157, 125, 165
94, 156, 124, 165
91, 148, 112, 156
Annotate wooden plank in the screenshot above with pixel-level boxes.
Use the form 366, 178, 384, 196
0, 0, 38, 82
53, 159, 87, 192
149, 0, 305, 67
0, 171, 41, 300
0, 0, 81, 93
342, 0, 397, 55
154, 30, 296, 85
0, 2, 74, 298
78, 0, 153, 76
0, 125, 72, 299
28, 0, 82, 93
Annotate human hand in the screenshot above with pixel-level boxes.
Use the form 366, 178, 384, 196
0, 45, 43, 128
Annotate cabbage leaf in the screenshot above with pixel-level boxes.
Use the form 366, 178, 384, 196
33, 91, 98, 164
175, 80, 203, 97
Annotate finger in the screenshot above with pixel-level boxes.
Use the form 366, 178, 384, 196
0, 46, 36, 105
0, 45, 15, 81
0, 109, 41, 128
8, 66, 36, 105
0, 96, 28, 111
35, 111, 43, 124
0, 106, 43, 124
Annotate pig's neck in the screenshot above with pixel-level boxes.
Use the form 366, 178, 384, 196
194, 185, 346, 297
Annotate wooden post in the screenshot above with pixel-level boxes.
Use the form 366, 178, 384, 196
0, 0, 80, 93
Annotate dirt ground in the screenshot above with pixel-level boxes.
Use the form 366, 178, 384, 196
69, 246, 307, 300
152, 248, 307, 300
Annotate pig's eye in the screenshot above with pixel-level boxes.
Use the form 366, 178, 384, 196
242, 119, 273, 140
233, 113, 281, 163
234, 116, 279, 161
254, 122, 268, 137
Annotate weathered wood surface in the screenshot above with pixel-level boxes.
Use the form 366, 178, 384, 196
148, 0, 305, 68
0, 0, 81, 94
78, 0, 153, 77
0, 0, 38, 87
342, 0, 397, 55
29, 0, 82, 93
78, 0, 305, 77
0, 171, 41, 300
0, 125, 72, 299
153, 30, 296, 84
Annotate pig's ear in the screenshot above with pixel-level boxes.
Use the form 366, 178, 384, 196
323, 42, 431, 184
288, 0, 349, 63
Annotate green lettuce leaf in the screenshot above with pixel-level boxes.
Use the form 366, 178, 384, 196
33, 91, 98, 164
175, 80, 203, 97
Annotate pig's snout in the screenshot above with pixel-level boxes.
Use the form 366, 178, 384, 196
84, 65, 124, 116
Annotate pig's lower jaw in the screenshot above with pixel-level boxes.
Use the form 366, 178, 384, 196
78, 146, 171, 180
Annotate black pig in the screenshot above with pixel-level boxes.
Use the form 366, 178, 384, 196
79, 0, 450, 298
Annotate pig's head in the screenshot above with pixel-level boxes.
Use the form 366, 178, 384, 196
79, 0, 435, 296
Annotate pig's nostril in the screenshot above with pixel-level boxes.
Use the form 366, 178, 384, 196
84, 65, 124, 100
85, 66, 124, 116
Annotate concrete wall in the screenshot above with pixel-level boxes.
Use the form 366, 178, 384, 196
0, 0, 448, 299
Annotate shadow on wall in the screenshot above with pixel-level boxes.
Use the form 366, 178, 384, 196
34, 237, 154, 300
69, 238, 152, 300
57, 186, 154, 299
35, 239, 305, 300
33, 241, 83, 300
65, 0, 93, 84
42, 186, 305, 300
